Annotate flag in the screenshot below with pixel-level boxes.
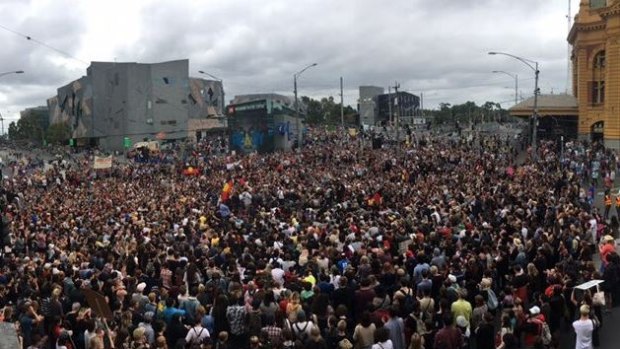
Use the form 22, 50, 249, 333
220, 180, 234, 202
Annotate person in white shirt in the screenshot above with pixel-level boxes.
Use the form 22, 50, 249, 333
271, 264, 285, 286
573, 305, 598, 349
185, 320, 210, 346
372, 327, 394, 349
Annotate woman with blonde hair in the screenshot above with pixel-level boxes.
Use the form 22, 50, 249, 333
286, 292, 302, 322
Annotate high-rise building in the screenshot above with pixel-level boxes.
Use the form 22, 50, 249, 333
358, 86, 384, 126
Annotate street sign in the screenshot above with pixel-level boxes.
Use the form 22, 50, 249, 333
123, 137, 131, 149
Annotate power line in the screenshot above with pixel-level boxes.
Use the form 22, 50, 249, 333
0, 23, 89, 65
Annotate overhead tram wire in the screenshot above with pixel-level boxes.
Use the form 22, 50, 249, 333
0, 23, 89, 66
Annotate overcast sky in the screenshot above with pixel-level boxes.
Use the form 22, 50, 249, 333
0, 0, 578, 124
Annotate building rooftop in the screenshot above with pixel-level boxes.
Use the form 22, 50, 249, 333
510, 94, 578, 117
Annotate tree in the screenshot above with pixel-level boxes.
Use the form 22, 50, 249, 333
8, 113, 45, 143
301, 95, 357, 125
46, 122, 72, 145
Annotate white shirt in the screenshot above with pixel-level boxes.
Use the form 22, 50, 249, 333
588, 218, 598, 243
185, 325, 210, 344
271, 268, 285, 285
573, 319, 594, 349
372, 339, 394, 349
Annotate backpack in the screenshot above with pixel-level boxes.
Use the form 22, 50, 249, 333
540, 321, 552, 345
486, 289, 498, 310
293, 322, 310, 344
531, 319, 551, 346
187, 328, 208, 349
399, 288, 416, 315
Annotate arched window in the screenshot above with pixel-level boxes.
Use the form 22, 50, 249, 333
594, 51, 606, 68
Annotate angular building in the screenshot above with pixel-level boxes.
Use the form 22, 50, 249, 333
568, 0, 620, 147
47, 59, 225, 150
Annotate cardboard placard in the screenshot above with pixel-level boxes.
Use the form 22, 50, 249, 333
82, 288, 114, 320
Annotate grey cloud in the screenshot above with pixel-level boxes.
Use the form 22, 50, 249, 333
0, 0, 576, 121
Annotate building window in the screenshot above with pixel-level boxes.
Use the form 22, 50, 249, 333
155, 98, 167, 104
590, 81, 605, 104
163, 77, 170, 84
590, 0, 606, 9
594, 51, 605, 68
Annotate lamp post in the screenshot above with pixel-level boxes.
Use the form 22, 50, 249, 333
492, 70, 518, 106
0, 70, 24, 138
293, 63, 317, 149
489, 52, 539, 159
198, 70, 225, 116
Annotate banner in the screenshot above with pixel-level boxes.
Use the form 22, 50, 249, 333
93, 156, 113, 169
82, 288, 114, 320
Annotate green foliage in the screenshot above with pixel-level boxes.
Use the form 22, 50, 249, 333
301, 95, 357, 125
426, 101, 512, 126
45, 122, 72, 145
8, 113, 46, 143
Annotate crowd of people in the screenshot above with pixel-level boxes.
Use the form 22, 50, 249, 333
0, 128, 618, 349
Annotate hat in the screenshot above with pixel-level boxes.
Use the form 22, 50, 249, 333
529, 306, 541, 315
604, 235, 614, 242
456, 315, 469, 328
448, 274, 457, 283
136, 283, 147, 292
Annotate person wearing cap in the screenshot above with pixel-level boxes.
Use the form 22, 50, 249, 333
455, 315, 470, 346
573, 304, 598, 349
523, 306, 546, 349
599, 235, 616, 270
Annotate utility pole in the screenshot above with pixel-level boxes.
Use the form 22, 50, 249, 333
393, 82, 400, 148
387, 86, 392, 125
340, 77, 344, 129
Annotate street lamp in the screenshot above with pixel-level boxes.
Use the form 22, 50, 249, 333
489, 51, 539, 159
198, 70, 225, 116
293, 63, 317, 149
492, 70, 518, 107
0, 70, 24, 137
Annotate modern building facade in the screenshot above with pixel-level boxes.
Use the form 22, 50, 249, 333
377, 91, 421, 125
358, 86, 384, 126
47, 59, 225, 150
227, 94, 300, 153
568, 0, 620, 147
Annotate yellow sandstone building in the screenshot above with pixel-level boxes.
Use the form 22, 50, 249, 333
569, 0, 620, 146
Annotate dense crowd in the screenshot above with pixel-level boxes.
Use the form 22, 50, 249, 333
0, 129, 618, 349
